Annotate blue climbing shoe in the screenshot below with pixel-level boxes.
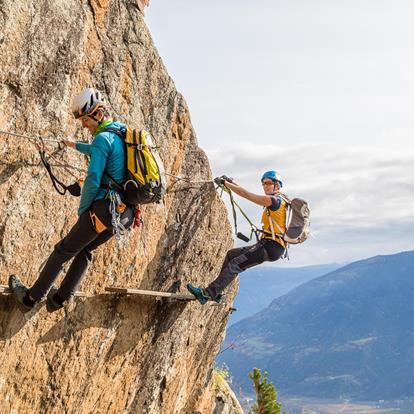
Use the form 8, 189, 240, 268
8, 274, 34, 313
186, 283, 210, 305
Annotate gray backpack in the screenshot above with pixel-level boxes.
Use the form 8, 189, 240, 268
269, 196, 310, 244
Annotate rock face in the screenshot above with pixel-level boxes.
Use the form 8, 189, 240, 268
196, 371, 244, 414
0, 1, 236, 413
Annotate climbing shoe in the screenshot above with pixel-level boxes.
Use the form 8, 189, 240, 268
213, 294, 223, 304
186, 283, 211, 305
46, 286, 64, 313
8, 274, 34, 313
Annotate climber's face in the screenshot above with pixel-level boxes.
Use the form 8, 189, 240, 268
262, 180, 281, 195
262, 179, 276, 195
79, 110, 105, 134
79, 115, 99, 134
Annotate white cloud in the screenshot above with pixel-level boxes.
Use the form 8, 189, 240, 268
147, 1, 414, 265
206, 142, 414, 265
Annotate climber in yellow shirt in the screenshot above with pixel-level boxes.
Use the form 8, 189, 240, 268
187, 171, 288, 304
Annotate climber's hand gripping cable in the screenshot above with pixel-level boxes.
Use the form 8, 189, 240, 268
214, 175, 233, 186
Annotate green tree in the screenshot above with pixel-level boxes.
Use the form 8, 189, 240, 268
248, 368, 286, 414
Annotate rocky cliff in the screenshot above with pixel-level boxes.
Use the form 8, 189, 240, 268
0, 1, 240, 413
196, 371, 245, 414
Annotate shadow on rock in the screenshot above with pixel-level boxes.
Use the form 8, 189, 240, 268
0, 295, 42, 340
36, 292, 190, 360
151, 299, 188, 343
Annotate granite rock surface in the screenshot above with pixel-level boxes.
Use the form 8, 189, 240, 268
0, 1, 237, 413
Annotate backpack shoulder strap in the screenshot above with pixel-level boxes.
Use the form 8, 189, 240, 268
278, 193, 291, 205
102, 126, 127, 141
278, 193, 293, 231
99, 127, 127, 191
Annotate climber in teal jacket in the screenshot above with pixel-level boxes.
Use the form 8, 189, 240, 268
76, 119, 127, 216
9, 88, 134, 314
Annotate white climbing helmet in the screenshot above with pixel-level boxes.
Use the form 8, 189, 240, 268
71, 88, 106, 119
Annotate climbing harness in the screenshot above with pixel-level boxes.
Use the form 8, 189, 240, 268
108, 191, 128, 240
215, 182, 291, 259
215, 181, 309, 254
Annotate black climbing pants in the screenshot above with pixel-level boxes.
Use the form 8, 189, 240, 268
29, 199, 134, 302
206, 239, 286, 299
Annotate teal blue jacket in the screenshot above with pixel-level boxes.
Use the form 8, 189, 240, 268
76, 120, 126, 216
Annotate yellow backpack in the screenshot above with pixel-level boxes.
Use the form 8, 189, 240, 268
104, 127, 166, 205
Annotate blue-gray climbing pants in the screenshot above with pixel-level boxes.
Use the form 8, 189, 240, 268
206, 239, 285, 299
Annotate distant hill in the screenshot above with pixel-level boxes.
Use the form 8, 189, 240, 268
219, 251, 414, 400
229, 264, 341, 324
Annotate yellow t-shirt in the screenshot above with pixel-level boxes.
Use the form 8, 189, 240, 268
261, 194, 288, 247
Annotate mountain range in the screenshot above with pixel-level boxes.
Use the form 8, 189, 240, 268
219, 251, 414, 400
229, 263, 341, 324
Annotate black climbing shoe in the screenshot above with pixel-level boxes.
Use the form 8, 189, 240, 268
46, 286, 64, 313
213, 294, 223, 304
8, 274, 34, 313
186, 283, 211, 305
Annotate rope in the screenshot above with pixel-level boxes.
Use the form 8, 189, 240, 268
1, 129, 217, 185
0, 129, 61, 144
0, 129, 85, 195
1, 129, 221, 201
164, 172, 214, 184
0, 128, 81, 175
44, 150, 85, 179
39, 150, 69, 195
216, 182, 260, 242
36, 141, 82, 196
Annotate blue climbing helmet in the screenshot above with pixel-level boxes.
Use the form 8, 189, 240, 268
261, 170, 283, 187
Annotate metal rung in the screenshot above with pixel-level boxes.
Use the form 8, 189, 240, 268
105, 287, 195, 301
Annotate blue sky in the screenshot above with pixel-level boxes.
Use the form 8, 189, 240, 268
146, 1, 414, 266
